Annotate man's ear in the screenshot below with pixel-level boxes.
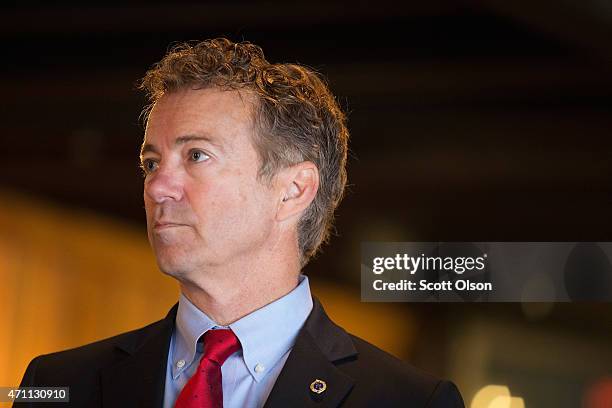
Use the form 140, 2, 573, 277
276, 161, 319, 222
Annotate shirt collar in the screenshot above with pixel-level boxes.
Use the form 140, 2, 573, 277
172, 291, 218, 379
172, 275, 313, 382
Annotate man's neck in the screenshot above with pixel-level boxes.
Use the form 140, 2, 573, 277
178, 255, 301, 326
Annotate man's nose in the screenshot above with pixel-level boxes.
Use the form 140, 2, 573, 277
144, 167, 184, 204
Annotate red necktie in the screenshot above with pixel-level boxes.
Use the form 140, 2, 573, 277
174, 329, 241, 408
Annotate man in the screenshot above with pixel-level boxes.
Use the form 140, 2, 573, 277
17, 38, 464, 407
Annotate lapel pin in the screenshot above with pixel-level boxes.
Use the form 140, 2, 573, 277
310, 379, 327, 394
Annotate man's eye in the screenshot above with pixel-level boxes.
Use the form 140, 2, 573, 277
189, 150, 210, 162
141, 159, 158, 175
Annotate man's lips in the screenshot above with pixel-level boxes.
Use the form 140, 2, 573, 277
153, 221, 188, 230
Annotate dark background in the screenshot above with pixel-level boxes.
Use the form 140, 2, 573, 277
2, 1, 611, 406
3, 1, 611, 256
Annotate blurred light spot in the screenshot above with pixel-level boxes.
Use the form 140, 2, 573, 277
521, 271, 555, 302
521, 301, 554, 321
471, 385, 525, 408
584, 376, 612, 408
495, 397, 523, 408
471, 385, 510, 408
508, 397, 524, 408
521, 269, 555, 320
564, 243, 612, 301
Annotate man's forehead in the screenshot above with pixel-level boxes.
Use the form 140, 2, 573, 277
140, 88, 257, 155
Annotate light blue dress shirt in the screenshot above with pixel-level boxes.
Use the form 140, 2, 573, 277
163, 275, 313, 408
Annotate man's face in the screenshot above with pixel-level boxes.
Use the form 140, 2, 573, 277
141, 87, 278, 278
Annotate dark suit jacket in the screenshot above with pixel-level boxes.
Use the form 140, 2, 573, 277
17, 298, 464, 407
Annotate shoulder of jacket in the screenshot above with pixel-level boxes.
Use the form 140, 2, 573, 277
335, 333, 449, 405
32, 316, 168, 367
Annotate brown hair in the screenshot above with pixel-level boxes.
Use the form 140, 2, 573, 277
139, 38, 349, 266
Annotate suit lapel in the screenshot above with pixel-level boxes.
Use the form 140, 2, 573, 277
264, 298, 357, 408
100, 304, 178, 408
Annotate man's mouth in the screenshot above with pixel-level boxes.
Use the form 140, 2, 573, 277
153, 221, 188, 230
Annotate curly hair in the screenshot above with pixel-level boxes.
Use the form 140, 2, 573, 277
139, 38, 349, 266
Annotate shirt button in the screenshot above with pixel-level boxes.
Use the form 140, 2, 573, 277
254, 363, 265, 373
176, 359, 185, 369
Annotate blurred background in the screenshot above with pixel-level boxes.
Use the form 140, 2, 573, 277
1, 1, 611, 407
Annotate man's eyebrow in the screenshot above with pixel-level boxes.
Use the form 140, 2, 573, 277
140, 143, 158, 156
140, 134, 224, 157
175, 135, 224, 151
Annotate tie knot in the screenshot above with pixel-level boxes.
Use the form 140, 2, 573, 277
202, 329, 241, 365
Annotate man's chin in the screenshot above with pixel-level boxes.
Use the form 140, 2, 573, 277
153, 249, 194, 279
